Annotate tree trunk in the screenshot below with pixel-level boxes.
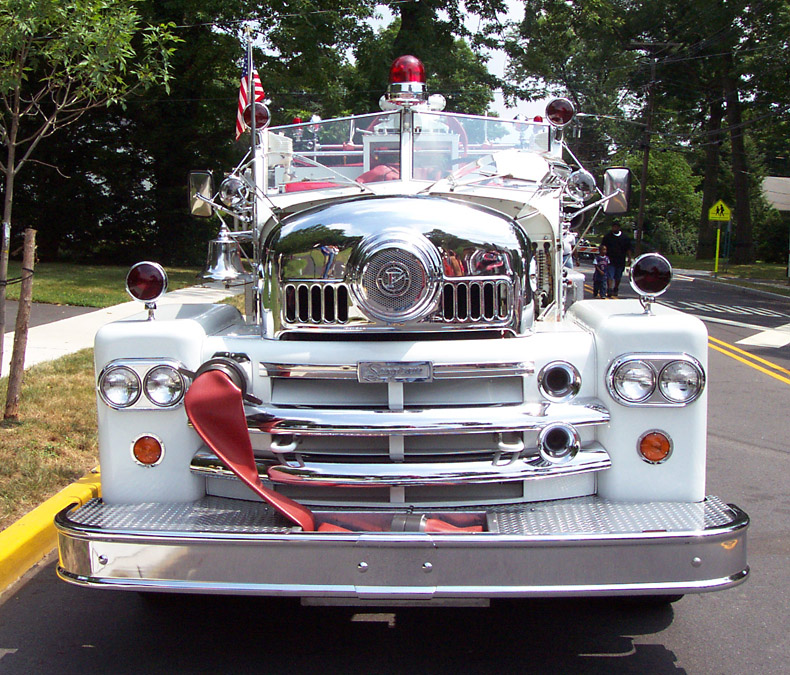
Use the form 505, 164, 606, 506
722, 54, 755, 264
696, 98, 724, 259
1, 139, 17, 377
4, 228, 35, 420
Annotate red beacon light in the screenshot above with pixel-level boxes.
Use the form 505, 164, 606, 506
126, 261, 168, 319
630, 253, 672, 313
387, 55, 427, 105
545, 98, 575, 127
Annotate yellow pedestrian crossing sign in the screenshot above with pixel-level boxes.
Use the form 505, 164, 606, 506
709, 200, 731, 221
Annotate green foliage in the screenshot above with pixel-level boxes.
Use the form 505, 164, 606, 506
612, 150, 702, 255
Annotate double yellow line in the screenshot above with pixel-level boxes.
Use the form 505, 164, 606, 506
708, 335, 790, 386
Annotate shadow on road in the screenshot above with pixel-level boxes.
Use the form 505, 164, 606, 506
0, 561, 684, 674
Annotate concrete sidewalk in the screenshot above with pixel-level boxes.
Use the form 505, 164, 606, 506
2, 285, 241, 376
0, 284, 240, 596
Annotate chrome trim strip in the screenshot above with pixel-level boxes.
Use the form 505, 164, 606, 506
246, 401, 609, 436
259, 361, 535, 380
193, 445, 611, 487
55, 499, 749, 598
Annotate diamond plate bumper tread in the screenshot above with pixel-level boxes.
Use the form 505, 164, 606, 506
56, 495, 748, 599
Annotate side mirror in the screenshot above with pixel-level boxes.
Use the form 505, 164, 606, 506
189, 171, 214, 218
603, 167, 631, 214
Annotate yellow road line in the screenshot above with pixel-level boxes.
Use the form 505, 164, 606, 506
709, 341, 790, 386
708, 335, 790, 376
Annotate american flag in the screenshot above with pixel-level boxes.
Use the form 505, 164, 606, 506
235, 61, 265, 140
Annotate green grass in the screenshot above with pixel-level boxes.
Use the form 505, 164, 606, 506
664, 255, 789, 281
0, 349, 98, 530
5, 262, 201, 308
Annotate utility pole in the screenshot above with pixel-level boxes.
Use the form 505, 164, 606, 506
635, 57, 655, 256
629, 42, 681, 255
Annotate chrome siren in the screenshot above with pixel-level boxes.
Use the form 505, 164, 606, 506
349, 230, 443, 323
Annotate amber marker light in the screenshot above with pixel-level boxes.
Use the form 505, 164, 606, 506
638, 431, 672, 464
132, 435, 164, 466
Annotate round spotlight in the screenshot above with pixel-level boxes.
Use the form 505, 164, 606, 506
538, 423, 581, 463
219, 175, 250, 207
144, 365, 186, 407
99, 365, 141, 409
126, 262, 168, 303
131, 434, 164, 466
638, 430, 672, 464
539, 361, 581, 401
568, 169, 596, 201
610, 359, 655, 403
630, 253, 672, 297
545, 98, 575, 127
659, 360, 704, 404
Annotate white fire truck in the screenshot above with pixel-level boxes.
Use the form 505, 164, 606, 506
56, 56, 748, 605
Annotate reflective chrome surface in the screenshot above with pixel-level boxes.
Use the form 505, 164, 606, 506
191, 444, 610, 486
261, 195, 532, 337
246, 400, 609, 436
97, 359, 189, 411
56, 496, 749, 598
606, 354, 705, 407
538, 361, 581, 402
259, 361, 534, 380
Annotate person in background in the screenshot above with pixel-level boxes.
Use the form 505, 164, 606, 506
592, 244, 610, 299
601, 222, 632, 297
562, 225, 577, 269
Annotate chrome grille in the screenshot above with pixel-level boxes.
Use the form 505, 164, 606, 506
284, 283, 349, 324
442, 280, 511, 323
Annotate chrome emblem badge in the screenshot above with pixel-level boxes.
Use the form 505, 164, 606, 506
376, 261, 411, 297
358, 361, 433, 383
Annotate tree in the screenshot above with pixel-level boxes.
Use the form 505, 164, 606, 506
0, 0, 177, 395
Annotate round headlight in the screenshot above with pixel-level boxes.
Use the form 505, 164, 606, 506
659, 360, 704, 404
611, 360, 655, 403
144, 365, 186, 407
99, 366, 141, 408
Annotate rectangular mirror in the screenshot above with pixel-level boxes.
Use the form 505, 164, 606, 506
189, 171, 214, 218
603, 167, 631, 214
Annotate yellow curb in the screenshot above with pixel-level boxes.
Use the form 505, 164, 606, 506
0, 469, 101, 594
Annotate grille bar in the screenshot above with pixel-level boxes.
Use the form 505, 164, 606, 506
284, 283, 349, 325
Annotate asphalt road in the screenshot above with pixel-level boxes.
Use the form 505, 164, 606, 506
0, 276, 788, 673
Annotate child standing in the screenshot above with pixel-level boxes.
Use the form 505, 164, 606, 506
593, 245, 610, 298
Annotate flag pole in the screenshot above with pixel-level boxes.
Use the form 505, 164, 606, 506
246, 26, 256, 153
245, 26, 257, 231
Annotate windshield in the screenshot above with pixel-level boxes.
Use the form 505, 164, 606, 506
268, 111, 555, 193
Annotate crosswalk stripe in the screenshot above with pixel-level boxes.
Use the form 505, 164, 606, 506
736, 322, 790, 348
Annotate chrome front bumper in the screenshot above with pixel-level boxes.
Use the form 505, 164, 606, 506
56, 495, 748, 600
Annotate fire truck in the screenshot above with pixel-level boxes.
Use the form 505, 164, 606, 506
55, 56, 748, 605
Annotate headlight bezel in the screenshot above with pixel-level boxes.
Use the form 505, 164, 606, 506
98, 359, 189, 410
607, 354, 704, 407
